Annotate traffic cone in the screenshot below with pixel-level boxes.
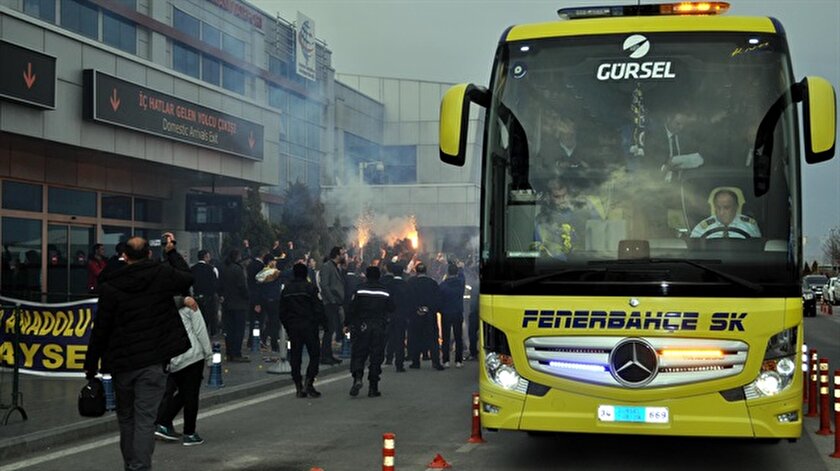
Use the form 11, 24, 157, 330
468, 392, 485, 443
339, 332, 352, 359
427, 453, 452, 469
207, 343, 225, 388
268, 327, 291, 374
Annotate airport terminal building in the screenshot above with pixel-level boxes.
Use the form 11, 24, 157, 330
0, 0, 479, 301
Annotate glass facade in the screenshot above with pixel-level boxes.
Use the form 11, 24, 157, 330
103, 10, 137, 53
173, 41, 200, 78
24, 0, 137, 54
3, 181, 43, 212
1, 217, 42, 299
23, 0, 56, 23
102, 194, 132, 220
48, 187, 96, 217
171, 8, 249, 95
61, 0, 99, 40
0, 180, 166, 300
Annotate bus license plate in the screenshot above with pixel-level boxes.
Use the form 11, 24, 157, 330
598, 405, 669, 424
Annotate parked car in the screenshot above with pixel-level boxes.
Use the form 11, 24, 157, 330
826, 277, 840, 305
803, 274, 828, 302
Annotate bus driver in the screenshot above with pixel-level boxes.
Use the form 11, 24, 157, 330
690, 188, 761, 239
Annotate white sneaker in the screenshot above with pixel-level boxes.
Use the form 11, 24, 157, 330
443, 362, 450, 368
455, 362, 463, 368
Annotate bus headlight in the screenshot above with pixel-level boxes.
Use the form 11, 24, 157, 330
485, 352, 522, 390
746, 328, 798, 398
482, 322, 527, 392
754, 371, 783, 396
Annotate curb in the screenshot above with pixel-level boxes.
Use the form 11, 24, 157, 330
0, 365, 348, 463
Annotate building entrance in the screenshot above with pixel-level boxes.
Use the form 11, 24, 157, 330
46, 224, 95, 302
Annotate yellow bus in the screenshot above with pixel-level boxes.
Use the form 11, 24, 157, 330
439, 2, 836, 439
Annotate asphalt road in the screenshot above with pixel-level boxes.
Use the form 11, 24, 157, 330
5, 312, 839, 471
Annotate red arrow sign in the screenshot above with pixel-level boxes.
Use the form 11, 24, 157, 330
109, 88, 120, 112
248, 131, 256, 150
22, 63, 36, 89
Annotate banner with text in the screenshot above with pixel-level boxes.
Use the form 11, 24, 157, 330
0, 296, 97, 377
295, 12, 317, 82
84, 70, 264, 160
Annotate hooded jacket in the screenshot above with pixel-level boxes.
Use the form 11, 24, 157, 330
169, 304, 213, 373
279, 278, 326, 328
439, 271, 466, 315
84, 250, 193, 375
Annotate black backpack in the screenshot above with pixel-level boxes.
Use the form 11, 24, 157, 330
78, 378, 106, 417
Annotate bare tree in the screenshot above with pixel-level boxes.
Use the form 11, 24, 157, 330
822, 228, 840, 267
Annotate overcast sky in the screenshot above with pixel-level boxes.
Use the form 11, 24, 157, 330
252, 0, 840, 261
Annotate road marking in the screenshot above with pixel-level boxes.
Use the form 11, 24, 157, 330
3, 373, 351, 470
456, 442, 479, 453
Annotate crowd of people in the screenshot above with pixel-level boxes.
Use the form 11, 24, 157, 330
82, 233, 480, 470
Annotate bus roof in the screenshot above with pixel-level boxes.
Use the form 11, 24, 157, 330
505, 15, 778, 42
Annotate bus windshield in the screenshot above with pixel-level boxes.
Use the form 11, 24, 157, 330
483, 32, 800, 296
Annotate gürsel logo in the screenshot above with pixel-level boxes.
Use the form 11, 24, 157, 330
595, 34, 675, 81
623, 34, 650, 59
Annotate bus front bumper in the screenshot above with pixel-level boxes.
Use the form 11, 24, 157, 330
479, 384, 802, 438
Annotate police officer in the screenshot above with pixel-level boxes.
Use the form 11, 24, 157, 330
690, 189, 761, 239
382, 262, 411, 372
407, 263, 444, 370
279, 263, 326, 398
346, 266, 395, 397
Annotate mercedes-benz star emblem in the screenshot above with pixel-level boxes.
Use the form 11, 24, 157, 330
609, 339, 658, 387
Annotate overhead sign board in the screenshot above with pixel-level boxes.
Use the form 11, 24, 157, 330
0, 41, 56, 109
83, 70, 264, 160
295, 12, 317, 82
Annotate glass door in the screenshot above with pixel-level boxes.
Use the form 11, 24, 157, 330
47, 224, 95, 302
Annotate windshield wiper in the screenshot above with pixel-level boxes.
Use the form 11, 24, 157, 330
647, 258, 763, 293
502, 268, 606, 291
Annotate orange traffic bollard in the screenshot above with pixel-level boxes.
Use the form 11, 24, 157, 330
469, 392, 486, 443
382, 432, 395, 471
808, 349, 819, 417
830, 370, 840, 459
817, 359, 833, 435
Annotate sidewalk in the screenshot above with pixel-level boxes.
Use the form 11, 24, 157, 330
0, 346, 348, 462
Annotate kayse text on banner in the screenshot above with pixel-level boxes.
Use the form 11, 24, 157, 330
0, 296, 97, 377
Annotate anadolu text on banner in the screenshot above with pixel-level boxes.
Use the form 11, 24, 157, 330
0, 295, 98, 377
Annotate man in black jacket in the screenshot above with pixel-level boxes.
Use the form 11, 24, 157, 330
279, 263, 326, 398
407, 263, 444, 370
246, 248, 267, 349
191, 249, 220, 337
219, 249, 250, 362
382, 262, 411, 372
346, 266, 395, 397
97, 241, 127, 283
84, 233, 193, 471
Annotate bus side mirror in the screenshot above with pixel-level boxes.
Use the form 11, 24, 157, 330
439, 83, 489, 166
801, 76, 836, 164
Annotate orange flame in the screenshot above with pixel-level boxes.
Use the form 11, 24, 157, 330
356, 212, 373, 249
406, 215, 419, 250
